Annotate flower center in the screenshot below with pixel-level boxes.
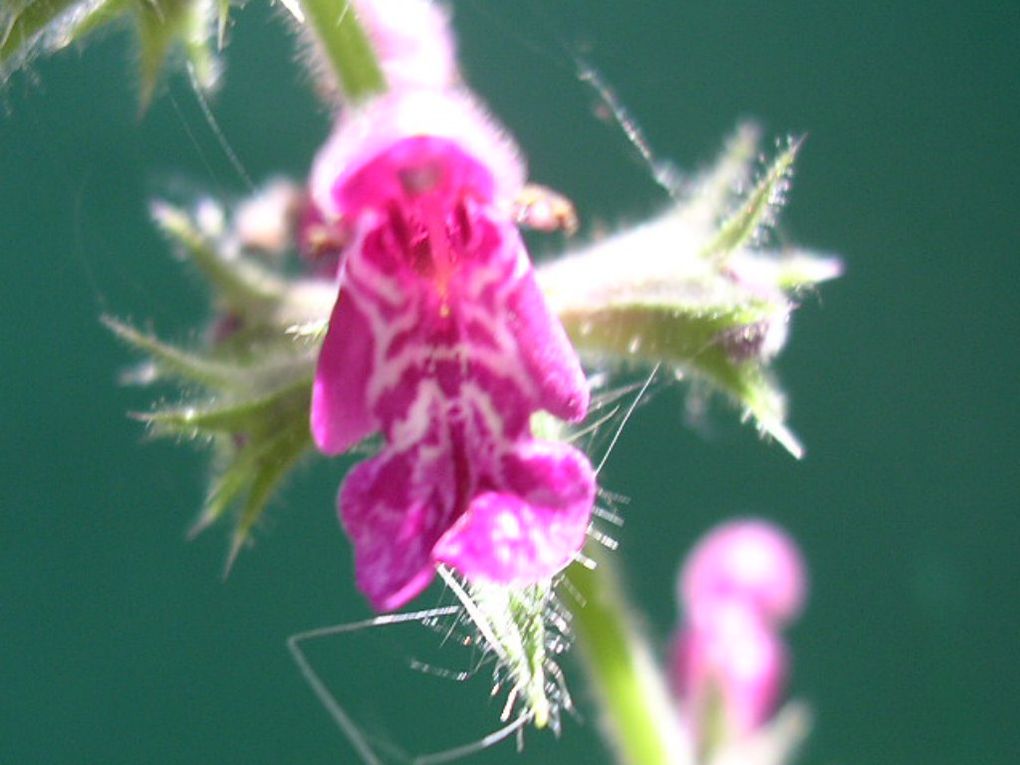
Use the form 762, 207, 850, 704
383, 170, 477, 314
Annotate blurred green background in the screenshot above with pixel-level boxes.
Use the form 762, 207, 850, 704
2, 1, 1017, 762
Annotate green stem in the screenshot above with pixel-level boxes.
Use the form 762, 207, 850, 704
298, 0, 385, 103
566, 548, 690, 765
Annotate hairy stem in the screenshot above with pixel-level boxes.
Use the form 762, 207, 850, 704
567, 549, 690, 765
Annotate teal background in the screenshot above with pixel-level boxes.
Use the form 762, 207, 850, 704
3, 1, 1018, 762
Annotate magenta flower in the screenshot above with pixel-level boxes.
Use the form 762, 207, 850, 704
672, 519, 806, 747
309, 90, 594, 611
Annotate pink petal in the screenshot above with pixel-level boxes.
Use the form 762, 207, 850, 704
310, 289, 377, 455
503, 246, 590, 422
432, 440, 595, 584
339, 443, 458, 611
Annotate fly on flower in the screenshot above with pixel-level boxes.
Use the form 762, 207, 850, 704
308, 89, 596, 612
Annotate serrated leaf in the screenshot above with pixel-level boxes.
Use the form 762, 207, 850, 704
701, 137, 803, 262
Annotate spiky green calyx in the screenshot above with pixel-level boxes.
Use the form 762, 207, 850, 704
106, 200, 331, 570
538, 127, 842, 457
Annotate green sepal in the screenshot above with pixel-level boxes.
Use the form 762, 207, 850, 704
108, 194, 330, 568
111, 327, 316, 564
61, 0, 131, 44
214, 0, 229, 49
103, 316, 244, 390
136, 0, 219, 110
141, 376, 313, 438
558, 299, 801, 456
676, 122, 760, 231
438, 569, 566, 732
2, 0, 223, 108
179, 0, 220, 93
700, 136, 802, 262
106, 308, 317, 562
0, 0, 78, 70
766, 249, 845, 291
194, 418, 305, 537
150, 200, 336, 334
559, 300, 777, 365
201, 397, 312, 572
136, 0, 177, 109
151, 200, 284, 311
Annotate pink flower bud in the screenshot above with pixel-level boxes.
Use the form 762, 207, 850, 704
671, 601, 787, 742
680, 519, 806, 627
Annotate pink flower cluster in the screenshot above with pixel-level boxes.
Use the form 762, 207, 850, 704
671, 520, 806, 746
305, 0, 594, 611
